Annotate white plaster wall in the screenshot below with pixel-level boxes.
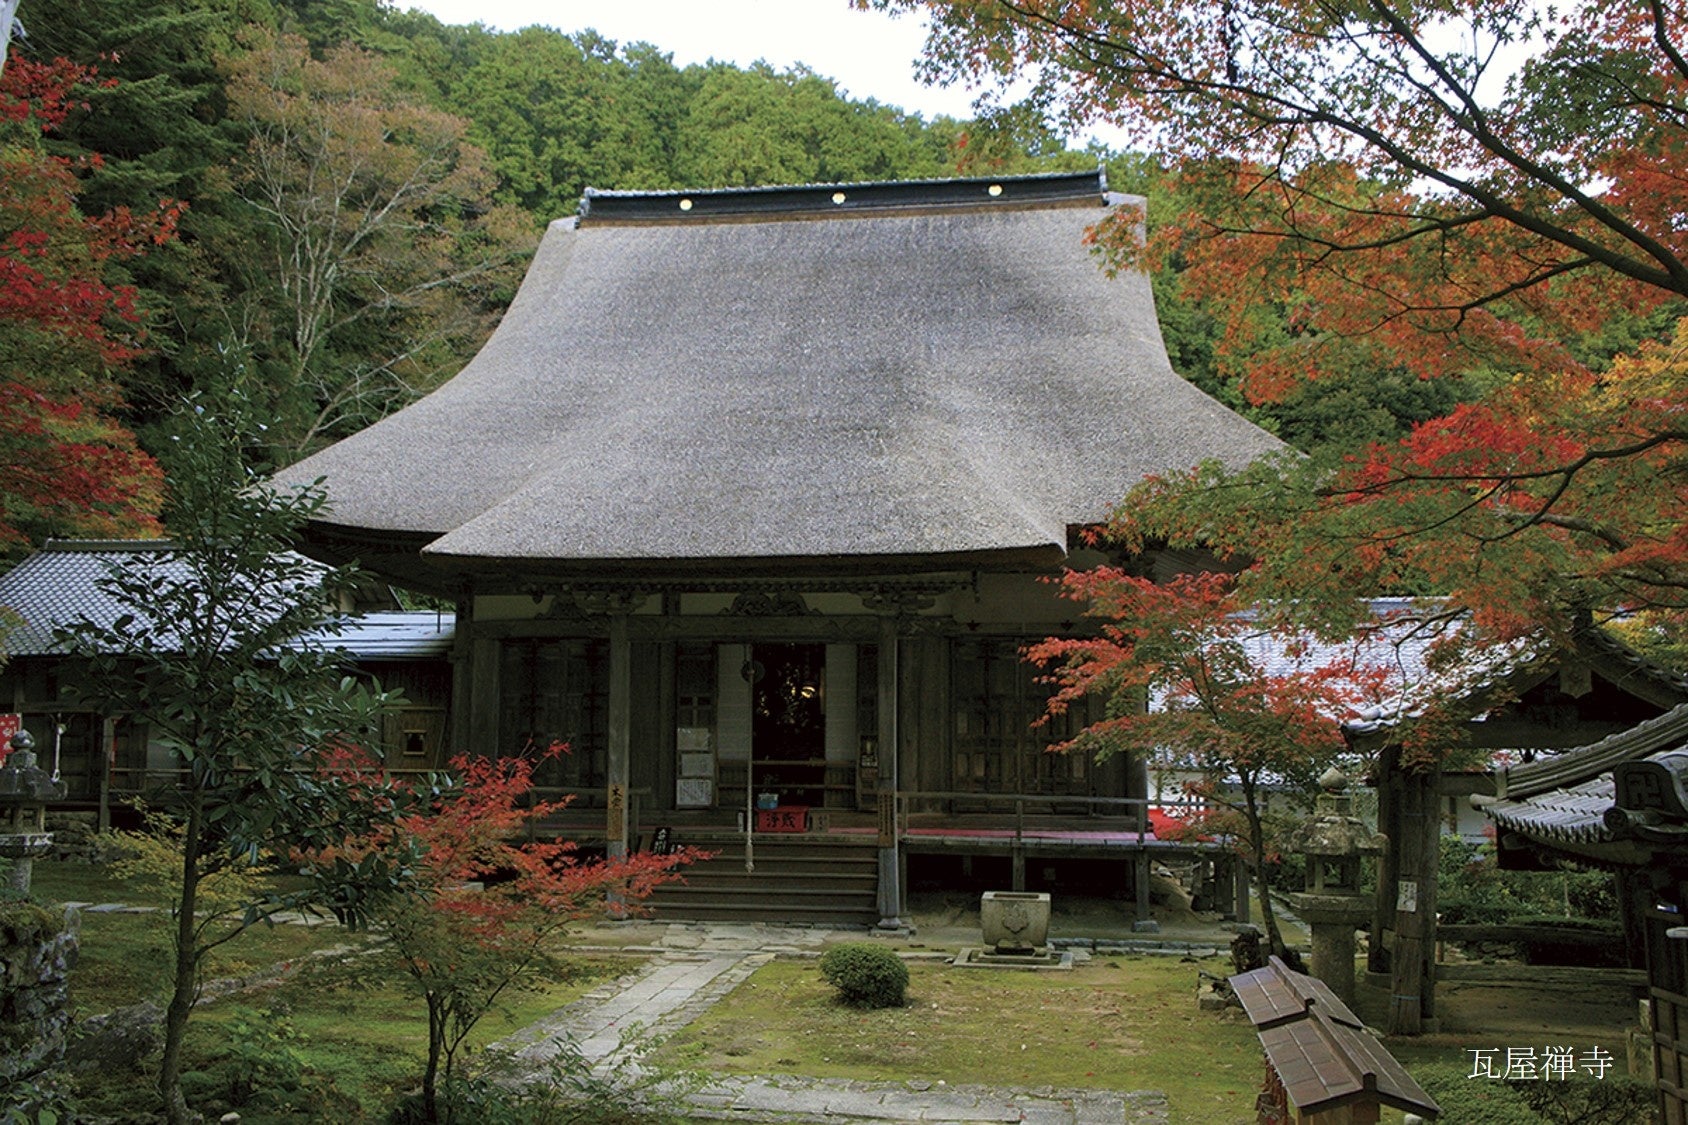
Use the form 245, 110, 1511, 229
716, 643, 751, 763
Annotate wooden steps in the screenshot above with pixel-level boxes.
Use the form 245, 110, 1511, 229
647, 836, 880, 925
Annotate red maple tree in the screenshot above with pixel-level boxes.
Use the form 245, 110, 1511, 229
1025, 568, 1440, 957
301, 744, 696, 1123
0, 55, 181, 553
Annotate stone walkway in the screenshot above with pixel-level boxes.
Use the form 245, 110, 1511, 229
488, 922, 1174, 1124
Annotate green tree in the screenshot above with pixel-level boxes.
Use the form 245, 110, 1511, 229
452, 28, 692, 217
675, 62, 953, 188
214, 27, 534, 458
57, 383, 419, 1123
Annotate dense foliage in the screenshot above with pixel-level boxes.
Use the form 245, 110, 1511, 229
0, 54, 174, 550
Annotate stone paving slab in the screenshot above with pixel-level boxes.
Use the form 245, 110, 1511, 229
680, 1075, 1171, 1123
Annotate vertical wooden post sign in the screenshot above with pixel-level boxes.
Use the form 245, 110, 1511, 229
607, 783, 626, 849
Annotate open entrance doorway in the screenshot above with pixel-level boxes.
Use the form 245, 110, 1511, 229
748, 642, 825, 806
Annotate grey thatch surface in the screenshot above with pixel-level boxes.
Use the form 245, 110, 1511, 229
279, 173, 1280, 575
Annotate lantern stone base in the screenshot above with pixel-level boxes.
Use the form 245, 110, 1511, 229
1291, 892, 1373, 1007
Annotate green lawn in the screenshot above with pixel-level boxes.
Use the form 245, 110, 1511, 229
28, 860, 172, 908
33, 863, 1648, 1123
33, 860, 645, 1120
69, 944, 645, 1121
655, 954, 1264, 1125
69, 910, 346, 1015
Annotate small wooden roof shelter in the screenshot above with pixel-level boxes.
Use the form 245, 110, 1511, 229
1231, 956, 1440, 1123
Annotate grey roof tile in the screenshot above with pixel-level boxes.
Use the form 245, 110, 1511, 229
0, 541, 453, 659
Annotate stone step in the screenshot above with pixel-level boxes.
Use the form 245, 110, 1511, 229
649, 839, 880, 924
669, 875, 879, 894
647, 900, 878, 925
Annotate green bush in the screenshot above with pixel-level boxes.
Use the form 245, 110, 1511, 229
1411, 1061, 1652, 1125
1436, 838, 1616, 926
818, 943, 908, 1009
1508, 1072, 1654, 1125
1413, 1062, 1542, 1124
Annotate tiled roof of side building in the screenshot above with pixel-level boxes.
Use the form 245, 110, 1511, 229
0, 541, 449, 659
1478, 703, 1688, 861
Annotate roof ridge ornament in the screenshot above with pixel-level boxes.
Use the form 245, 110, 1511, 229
579, 169, 1107, 225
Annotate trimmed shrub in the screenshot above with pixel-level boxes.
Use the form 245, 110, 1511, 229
1411, 1062, 1651, 1125
818, 943, 908, 1009
1413, 1063, 1541, 1124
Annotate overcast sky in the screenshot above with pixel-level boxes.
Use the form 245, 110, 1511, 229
399, 0, 989, 122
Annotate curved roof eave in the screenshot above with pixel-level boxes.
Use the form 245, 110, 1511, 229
280, 171, 1283, 576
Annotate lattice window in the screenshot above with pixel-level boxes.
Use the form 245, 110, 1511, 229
950, 638, 1091, 797
498, 639, 608, 792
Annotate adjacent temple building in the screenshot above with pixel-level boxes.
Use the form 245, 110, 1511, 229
277, 169, 1282, 926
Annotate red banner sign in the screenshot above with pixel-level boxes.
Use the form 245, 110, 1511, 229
755, 806, 809, 833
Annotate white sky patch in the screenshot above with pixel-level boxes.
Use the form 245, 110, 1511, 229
398, 0, 1126, 148
400, 1, 980, 120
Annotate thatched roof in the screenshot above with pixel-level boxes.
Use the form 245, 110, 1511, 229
279, 171, 1281, 590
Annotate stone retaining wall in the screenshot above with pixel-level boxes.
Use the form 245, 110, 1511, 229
0, 902, 80, 1082
43, 812, 124, 864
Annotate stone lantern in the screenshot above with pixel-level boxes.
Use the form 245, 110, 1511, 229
0, 730, 67, 894
1288, 766, 1384, 1006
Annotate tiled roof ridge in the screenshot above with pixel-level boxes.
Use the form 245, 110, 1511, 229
1498, 701, 1688, 799
1574, 619, 1688, 702
41, 538, 173, 553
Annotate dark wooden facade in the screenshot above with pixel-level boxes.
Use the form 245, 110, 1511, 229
1480, 703, 1688, 1121
0, 541, 455, 823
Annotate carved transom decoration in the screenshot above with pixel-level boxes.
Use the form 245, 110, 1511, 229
725, 591, 812, 617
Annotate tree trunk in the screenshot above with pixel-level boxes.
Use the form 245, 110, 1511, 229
422, 992, 444, 1123
159, 797, 204, 1124
1242, 782, 1291, 959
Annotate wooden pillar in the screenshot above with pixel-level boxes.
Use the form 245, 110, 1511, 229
448, 598, 474, 756
1134, 849, 1152, 927
1370, 744, 1400, 977
875, 610, 905, 930
467, 633, 501, 757
98, 716, 115, 832
1388, 762, 1440, 1035
606, 607, 632, 864
1233, 854, 1251, 924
